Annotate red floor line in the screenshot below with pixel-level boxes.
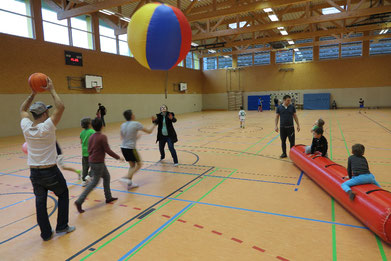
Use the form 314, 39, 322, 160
212, 230, 222, 235
231, 238, 243, 243
194, 224, 204, 229
178, 219, 186, 223
276, 256, 289, 261
119, 204, 127, 207
252, 246, 266, 252
162, 215, 171, 218
94, 200, 102, 202
133, 207, 141, 210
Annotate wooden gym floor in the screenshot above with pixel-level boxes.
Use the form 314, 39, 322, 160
1, 109, 391, 260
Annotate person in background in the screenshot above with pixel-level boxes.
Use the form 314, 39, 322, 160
153, 105, 179, 166
80, 117, 95, 186
258, 98, 263, 112
275, 95, 301, 158
97, 103, 107, 126
239, 106, 246, 128
332, 100, 337, 110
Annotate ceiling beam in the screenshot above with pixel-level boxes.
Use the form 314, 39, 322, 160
185, 0, 200, 15
223, 22, 391, 49
57, 0, 138, 20
192, 5, 391, 41
187, 0, 312, 22
325, 0, 346, 12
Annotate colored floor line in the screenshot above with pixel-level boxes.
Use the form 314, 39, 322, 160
0, 196, 35, 210
330, 111, 337, 261
69, 167, 216, 261
121, 169, 238, 260
62, 161, 296, 186
0, 192, 58, 245
294, 171, 304, 191
238, 130, 275, 155
255, 134, 280, 154
336, 112, 387, 261
118, 203, 194, 260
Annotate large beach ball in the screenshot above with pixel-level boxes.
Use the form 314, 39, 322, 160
127, 3, 192, 70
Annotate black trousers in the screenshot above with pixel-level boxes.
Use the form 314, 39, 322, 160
280, 126, 295, 154
159, 137, 178, 164
30, 166, 69, 240
101, 115, 106, 126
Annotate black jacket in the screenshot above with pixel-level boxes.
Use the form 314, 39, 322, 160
311, 136, 328, 157
153, 112, 178, 143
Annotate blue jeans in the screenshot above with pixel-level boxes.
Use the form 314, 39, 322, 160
341, 174, 380, 193
30, 166, 69, 240
159, 136, 178, 164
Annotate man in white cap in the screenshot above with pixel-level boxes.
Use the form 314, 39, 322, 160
20, 78, 75, 241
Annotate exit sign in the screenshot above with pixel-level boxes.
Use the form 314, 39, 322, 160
65, 51, 83, 66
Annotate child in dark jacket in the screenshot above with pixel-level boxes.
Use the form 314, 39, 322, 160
341, 144, 380, 200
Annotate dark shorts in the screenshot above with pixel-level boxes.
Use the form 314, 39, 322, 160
121, 148, 140, 163
360, 104, 364, 108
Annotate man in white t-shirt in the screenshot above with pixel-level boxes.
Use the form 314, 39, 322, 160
119, 110, 156, 190
20, 78, 75, 241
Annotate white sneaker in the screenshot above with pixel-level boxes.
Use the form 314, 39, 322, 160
127, 182, 139, 190
81, 180, 87, 187
120, 177, 132, 185
174, 163, 179, 167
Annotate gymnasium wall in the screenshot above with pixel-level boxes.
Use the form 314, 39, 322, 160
0, 33, 203, 137
202, 55, 391, 109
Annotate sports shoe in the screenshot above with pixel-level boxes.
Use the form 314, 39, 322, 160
106, 197, 118, 204
56, 226, 76, 234
81, 180, 88, 187
120, 177, 132, 185
158, 158, 164, 162
127, 183, 139, 190
174, 163, 179, 167
280, 153, 287, 158
348, 190, 356, 201
75, 201, 85, 213
42, 231, 53, 241
75, 170, 82, 180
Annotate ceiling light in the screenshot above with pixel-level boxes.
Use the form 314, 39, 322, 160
322, 6, 343, 15
287, 40, 295, 45
280, 30, 288, 35
209, 49, 216, 53
99, 9, 115, 15
277, 27, 285, 30
191, 42, 199, 46
224, 56, 230, 58
380, 29, 389, 35
294, 48, 300, 52
263, 8, 273, 13
268, 14, 279, 22
120, 17, 131, 22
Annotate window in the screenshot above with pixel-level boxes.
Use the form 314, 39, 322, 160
294, 47, 313, 62
42, 5, 69, 45
203, 57, 217, 70
319, 36, 339, 60
370, 38, 391, 55
71, 15, 93, 49
99, 19, 117, 54
0, 0, 34, 39
228, 21, 247, 29
276, 50, 293, 63
370, 30, 391, 55
341, 42, 362, 57
185, 52, 193, 69
254, 51, 270, 65
322, 6, 344, 15
42, 2, 93, 49
193, 53, 200, 70
178, 60, 184, 67
118, 34, 131, 56
218, 55, 232, 68
237, 54, 252, 67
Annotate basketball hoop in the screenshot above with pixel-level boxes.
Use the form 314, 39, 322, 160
94, 86, 102, 93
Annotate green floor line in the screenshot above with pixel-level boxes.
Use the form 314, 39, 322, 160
336, 112, 387, 261
330, 111, 337, 261
126, 169, 237, 260
81, 168, 220, 260
255, 134, 280, 155
238, 130, 275, 155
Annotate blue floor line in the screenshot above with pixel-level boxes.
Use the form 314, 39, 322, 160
118, 203, 193, 260
0, 196, 35, 210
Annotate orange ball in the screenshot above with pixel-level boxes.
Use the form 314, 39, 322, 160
28, 73, 48, 93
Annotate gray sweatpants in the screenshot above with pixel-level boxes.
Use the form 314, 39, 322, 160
76, 163, 112, 204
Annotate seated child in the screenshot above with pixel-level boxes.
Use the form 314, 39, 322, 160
306, 128, 328, 157
305, 118, 325, 154
341, 144, 380, 200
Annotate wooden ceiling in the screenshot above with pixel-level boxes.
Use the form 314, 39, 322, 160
48, 0, 391, 57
